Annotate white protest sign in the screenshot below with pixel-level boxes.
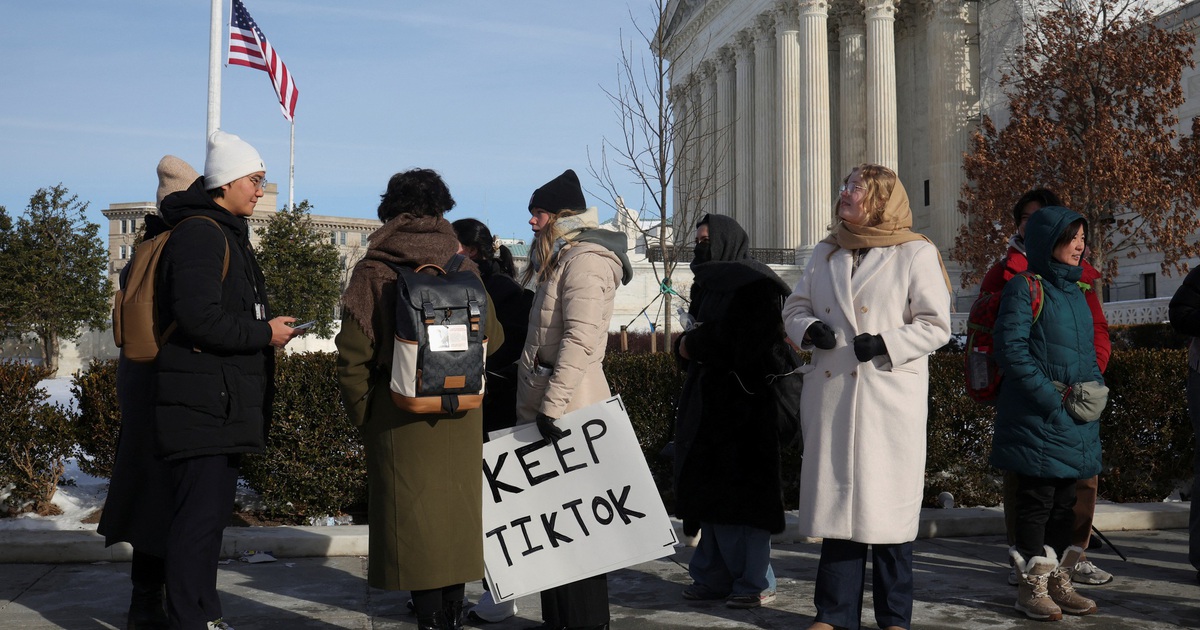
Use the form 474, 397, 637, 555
481, 396, 677, 602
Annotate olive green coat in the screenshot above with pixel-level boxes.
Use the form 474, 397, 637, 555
336, 303, 503, 591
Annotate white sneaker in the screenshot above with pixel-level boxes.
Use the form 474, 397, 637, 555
1072, 559, 1114, 585
207, 620, 235, 630
468, 590, 518, 623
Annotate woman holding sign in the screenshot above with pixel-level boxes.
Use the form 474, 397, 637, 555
515, 169, 633, 630
783, 164, 950, 630
336, 169, 504, 630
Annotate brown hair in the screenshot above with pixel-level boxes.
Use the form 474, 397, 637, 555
829, 163, 899, 232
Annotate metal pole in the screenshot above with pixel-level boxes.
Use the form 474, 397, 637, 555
289, 119, 295, 210
206, 0, 223, 143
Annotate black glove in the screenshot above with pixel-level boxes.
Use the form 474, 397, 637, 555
853, 333, 887, 362
536, 413, 565, 442
806, 321, 837, 350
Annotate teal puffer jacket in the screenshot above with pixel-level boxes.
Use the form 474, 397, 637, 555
988, 206, 1103, 479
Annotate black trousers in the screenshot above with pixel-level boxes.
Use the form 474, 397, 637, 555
165, 454, 240, 630
541, 573, 609, 628
1013, 475, 1077, 561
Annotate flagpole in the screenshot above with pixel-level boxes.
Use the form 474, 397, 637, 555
206, 0, 223, 144
289, 119, 295, 211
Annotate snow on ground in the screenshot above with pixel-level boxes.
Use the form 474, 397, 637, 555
0, 378, 107, 531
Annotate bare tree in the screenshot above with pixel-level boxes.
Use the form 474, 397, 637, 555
589, 0, 727, 350
956, 0, 1200, 288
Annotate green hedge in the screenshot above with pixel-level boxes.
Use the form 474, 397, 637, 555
56, 347, 1197, 523
238, 352, 367, 524
71, 359, 120, 479
0, 362, 73, 516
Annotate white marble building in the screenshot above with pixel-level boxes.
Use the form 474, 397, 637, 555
659, 0, 1200, 310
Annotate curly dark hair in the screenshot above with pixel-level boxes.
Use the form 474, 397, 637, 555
377, 168, 456, 222
1011, 188, 1062, 228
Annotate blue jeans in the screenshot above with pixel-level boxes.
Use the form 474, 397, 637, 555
1188, 368, 1200, 572
688, 522, 776, 597
813, 538, 913, 630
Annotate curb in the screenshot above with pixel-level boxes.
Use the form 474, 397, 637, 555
0, 502, 1187, 564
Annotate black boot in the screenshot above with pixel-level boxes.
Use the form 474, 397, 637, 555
417, 610, 445, 630
442, 599, 464, 630
127, 581, 168, 630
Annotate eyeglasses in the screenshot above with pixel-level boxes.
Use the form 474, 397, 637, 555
839, 183, 865, 195
248, 176, 268, 191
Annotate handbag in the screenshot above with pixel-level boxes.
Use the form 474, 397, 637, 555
1052, 380, 1109, 423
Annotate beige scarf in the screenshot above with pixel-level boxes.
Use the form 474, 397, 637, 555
825, 179, 952, 292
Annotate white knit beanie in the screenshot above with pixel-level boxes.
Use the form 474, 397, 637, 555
203, 130, 265, 189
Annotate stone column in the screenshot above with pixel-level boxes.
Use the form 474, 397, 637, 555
668, 80, 689, 237
715, 47, 737, 218
797, 0, 832, 247
836, 6, 867, 179
699, 60, 718, 218
775, 1, 803, 249
753, 14, 778, 249
734, 31, 756, 233
927, 0, 977, 251
864, 0, 899, 170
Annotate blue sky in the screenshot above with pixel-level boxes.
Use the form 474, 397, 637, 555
0, 1, 658, 241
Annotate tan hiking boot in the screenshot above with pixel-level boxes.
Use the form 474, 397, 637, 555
1011, 546, 1063, 621
1049, 546, 1098, 615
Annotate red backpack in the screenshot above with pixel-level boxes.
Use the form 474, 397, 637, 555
964, 272, 1044, 404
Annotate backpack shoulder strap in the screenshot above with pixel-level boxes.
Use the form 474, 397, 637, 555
157, 216, 231, 345
1020, 272, 1045, 323
175, 215, 230, 280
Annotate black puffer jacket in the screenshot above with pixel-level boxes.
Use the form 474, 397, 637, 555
154, 177, 275, 460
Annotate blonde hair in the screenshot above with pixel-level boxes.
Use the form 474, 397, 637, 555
521, 208, 585, 286
829, 163, 899, 233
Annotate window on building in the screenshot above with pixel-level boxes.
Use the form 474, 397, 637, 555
119, 245, 127, 259
1143, 273, 1157, 300
361, 232, 368, 246
339, 231, 347, 245
923, 180, 930, 207
131, 218, 137, 232
330, 231, 338, 245
120, 219, 128, 234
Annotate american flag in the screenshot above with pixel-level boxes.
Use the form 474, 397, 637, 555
228, 0, 299, 121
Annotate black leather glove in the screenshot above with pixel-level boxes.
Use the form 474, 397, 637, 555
853, 333, 887, 362
806, 321, 837, 350
536, 413, 565, 442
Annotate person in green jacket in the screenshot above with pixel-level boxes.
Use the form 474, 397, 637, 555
991, 205, 1103, 621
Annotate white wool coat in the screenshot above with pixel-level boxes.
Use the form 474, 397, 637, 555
782, 240, 951, 544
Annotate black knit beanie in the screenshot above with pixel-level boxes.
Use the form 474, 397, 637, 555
528, 169, 587, 214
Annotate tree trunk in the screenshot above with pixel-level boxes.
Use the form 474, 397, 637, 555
39, 331, 59, 376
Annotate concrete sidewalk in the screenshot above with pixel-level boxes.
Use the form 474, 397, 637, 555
1, 504, 1197, 629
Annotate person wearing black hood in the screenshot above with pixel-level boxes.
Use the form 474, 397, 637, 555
155, 130, 304, 630
97, 155, 199, 630
672, 213, 791, 610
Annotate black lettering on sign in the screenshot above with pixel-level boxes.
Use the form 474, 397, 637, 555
607, 485, 646, 524
553, 431, 588, 473
512, 515, 544, 557
592, 495, 614, 525
515, 439, 562, 487
563, 498, 590, 536
581, 419, 607, 464
486, 525, 513, 566
541, 511, 573, 548
483, 452, 524, 503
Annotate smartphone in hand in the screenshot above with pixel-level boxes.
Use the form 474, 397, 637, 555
292, 320, 316, 331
